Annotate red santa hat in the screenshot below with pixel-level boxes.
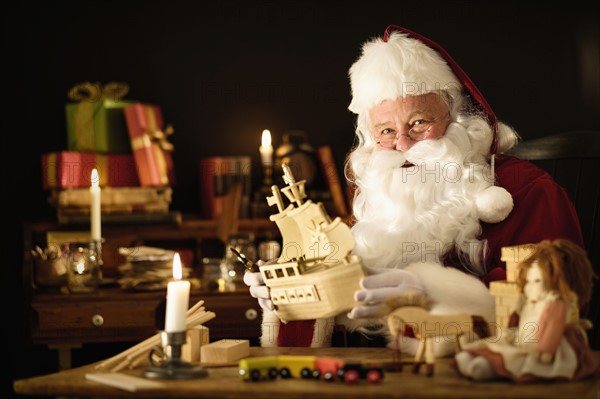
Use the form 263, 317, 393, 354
349, 25, 513, 223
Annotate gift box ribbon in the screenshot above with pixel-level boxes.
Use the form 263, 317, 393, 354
68, 82, 129, 102
130, 105, 174, 186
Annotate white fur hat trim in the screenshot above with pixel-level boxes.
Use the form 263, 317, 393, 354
348, 31, 462, 115
476, 185, 514, 223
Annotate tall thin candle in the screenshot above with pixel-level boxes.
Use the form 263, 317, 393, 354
90, 168, 101, 241
259, 129, 273, 165
165, 253, 190, 332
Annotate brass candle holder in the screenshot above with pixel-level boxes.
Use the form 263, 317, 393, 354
262, 163, 273, 187
142, 331, 207, 380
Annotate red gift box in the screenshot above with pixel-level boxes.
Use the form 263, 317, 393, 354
42, 151, 140, 189
124, 103, 175, 187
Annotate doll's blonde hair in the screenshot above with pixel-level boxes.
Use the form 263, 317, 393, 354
516, 239, 596, 307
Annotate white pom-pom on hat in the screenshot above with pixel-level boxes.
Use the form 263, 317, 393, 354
476, 185, 513, 223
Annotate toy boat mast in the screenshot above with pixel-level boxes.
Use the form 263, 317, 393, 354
280, 163, 306, 205
266, 162, 306, 211
265, 163, 352, 264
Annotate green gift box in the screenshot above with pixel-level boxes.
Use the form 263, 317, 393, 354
66, 99, 133, 153
65, 82, 135, 153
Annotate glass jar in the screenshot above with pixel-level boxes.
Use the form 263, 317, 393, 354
220, 233, 257, 289
67, 241, 102, 293
201, 257, 223, 291
258, 239, 281, 262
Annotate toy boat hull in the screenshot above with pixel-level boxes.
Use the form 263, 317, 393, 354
260, 255, 365, 320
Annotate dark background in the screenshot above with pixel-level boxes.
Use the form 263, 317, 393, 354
4, 0, 599, 397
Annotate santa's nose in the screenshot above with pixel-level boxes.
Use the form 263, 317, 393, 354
395, 134, 415, 152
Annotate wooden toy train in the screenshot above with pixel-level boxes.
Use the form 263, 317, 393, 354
258, 163, 365, 321
238, 355, 384, 384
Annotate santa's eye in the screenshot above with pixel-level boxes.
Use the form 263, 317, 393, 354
411, 119, 428, 126
408, 119, 435, 135
374, 128, 397, 148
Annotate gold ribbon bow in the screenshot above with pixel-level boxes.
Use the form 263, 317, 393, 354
68, 81, 129, 102
145, 124, 175, 152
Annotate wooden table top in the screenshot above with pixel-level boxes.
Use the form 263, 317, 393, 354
14, 347, 600, 398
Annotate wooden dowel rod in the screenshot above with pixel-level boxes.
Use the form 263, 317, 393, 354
187, 300, 205, 316
96, 334, 159, 369
96, 305, 215, 371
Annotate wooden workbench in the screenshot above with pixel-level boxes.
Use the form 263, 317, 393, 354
14, 347, 600, 398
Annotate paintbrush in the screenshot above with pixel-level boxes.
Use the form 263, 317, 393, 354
230, 247, 260, 273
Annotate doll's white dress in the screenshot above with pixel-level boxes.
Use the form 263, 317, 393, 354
462, 292, 596, 382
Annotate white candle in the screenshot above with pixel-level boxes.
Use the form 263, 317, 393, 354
259, 129, 273, 165
90, 168, 101, 241
165, 253, 190, 332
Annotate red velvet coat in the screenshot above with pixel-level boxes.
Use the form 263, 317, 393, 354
480, 155, 584, 284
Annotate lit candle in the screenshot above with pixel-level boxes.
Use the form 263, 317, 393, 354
259, 129, 273, 165
90, 168, 101, 241
165, 253, 190, 332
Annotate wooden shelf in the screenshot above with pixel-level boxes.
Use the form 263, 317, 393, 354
25, 217, 280, 271
27, 217, 278, 240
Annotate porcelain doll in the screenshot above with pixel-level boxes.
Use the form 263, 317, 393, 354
455, 239, 598, 382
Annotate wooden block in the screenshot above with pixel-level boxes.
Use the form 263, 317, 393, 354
495, 305, 510, 318
500, 295, 519, 308
182, 325, 210, 363
489, 281, 519, 296
501, 244, 536, 282
495, 315, 509, 332
85, 373, 164, 392
490, 280, 521, 335
200, 339, 250, 365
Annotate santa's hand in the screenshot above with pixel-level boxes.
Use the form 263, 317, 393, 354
348, 269, 424, 319
243, 260, 275, 311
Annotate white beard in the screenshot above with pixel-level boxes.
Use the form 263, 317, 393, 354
349, 117, 495, 276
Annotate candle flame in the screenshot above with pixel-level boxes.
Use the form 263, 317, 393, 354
261, 129, 271, 147
76, 260, 86, 274
91, 168, 99, 188
172, 253, 182, 280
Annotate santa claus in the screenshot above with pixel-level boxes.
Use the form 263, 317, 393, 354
245, 25, 584, 355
